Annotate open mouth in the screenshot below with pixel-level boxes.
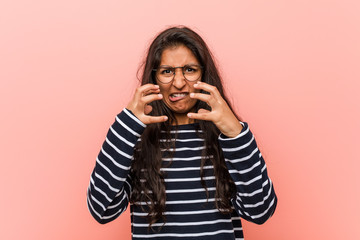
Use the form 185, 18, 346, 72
169, 93, 188, 102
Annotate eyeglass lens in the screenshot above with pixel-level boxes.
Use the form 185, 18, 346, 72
156, 65, 201, 83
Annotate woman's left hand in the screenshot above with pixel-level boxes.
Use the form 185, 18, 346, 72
187, 81, 243, 138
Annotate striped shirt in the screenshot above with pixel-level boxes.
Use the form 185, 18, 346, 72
87, 109, 277, 239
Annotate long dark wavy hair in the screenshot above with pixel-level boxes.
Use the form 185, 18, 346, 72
130, 26, 241, 229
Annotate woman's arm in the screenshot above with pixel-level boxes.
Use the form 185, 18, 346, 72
87, 84, 167, 224
87, 108, 146, 224
218, 122, 277, 224
188, 82, 277, 224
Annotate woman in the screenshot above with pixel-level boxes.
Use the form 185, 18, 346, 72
87, 26, 277, 239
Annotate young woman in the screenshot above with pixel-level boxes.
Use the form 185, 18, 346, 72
87, 26, 277, 240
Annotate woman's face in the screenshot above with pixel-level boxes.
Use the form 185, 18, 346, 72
156, 45, 201, 124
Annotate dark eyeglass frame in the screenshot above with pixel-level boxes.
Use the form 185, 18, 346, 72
152, 64, 203, 84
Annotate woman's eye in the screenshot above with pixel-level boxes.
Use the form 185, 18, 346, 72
161, 69, 173, 74
185, 67, 196, 73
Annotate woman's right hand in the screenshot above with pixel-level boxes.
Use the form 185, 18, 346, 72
126, 84, 168, 124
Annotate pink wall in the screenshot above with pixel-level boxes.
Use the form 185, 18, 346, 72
1, 0, 359, 239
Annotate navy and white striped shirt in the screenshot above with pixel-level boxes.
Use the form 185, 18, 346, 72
87, 109, 277, 239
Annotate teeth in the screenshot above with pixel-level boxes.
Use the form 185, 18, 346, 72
171, 93, 187, 97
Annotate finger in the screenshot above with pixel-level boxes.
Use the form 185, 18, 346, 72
143, 88, 160, 96
142, 93, 163, 105
139, 83, 160, 91
187, 111, 211, 121
189, 92, 212, 103
135, 84, 160, 99
143, 115, 168, 124
198, 108, 210, 114
193, 82, 221, 97
144, 105, 153, 115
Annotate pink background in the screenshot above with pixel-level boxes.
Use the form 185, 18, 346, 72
1, 0, 359, 239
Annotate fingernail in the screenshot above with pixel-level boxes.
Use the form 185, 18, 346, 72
190, 93, 194, 97
155, 85, 159, 88
158, 94, 163, 98
164, 116, 168, 121
187, 113, 192, 118
194, 84, 198, 87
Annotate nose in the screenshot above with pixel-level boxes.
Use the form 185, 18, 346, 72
172, 68, 186, 89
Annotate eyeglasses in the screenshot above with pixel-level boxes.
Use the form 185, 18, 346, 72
153, 64, 202, 84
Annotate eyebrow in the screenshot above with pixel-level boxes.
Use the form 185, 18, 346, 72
158, 64, 199, 68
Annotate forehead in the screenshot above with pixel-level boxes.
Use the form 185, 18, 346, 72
160, 45, 199, 66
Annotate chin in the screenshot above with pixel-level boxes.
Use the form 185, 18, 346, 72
173, 109, 191, 114
163, 100, 198, 115
172, 104, 197, 114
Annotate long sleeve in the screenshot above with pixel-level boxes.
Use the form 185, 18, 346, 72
218, 122, 277, 225
87, 108, 146, 224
